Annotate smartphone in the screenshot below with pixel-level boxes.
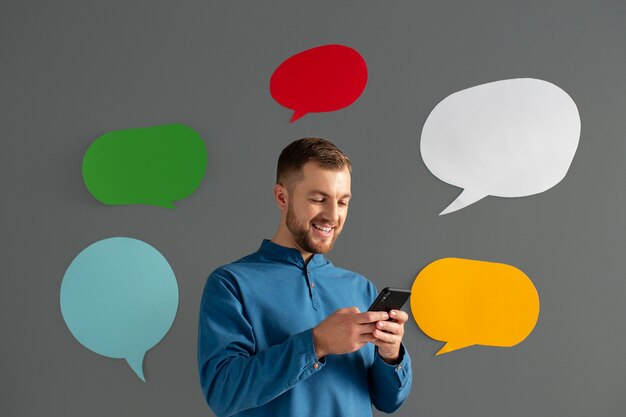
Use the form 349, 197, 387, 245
368, 287, 411, 317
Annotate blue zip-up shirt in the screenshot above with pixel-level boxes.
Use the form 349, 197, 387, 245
198, 240, 412, 417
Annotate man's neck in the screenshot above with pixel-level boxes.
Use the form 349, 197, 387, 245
271, 229, 314, 263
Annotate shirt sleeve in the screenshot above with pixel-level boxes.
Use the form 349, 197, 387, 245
364, 281, 412, 413
368, 343, 412, 413
198, 269, 325, 417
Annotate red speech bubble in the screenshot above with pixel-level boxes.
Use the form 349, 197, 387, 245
270, 44, 368, 122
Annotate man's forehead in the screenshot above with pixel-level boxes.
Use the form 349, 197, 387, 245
301, 163, 350, 180
297, 163, 351, 194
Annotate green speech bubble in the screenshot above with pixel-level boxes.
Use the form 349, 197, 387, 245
82, 124, 207, 208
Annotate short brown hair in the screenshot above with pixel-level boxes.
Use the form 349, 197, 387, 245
276, 138, 352, 186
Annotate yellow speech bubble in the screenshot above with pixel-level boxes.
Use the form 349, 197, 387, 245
411, 258, 540, 355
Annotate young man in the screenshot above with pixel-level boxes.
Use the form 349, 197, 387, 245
198, 138, 412, 417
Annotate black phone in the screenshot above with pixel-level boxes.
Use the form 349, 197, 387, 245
368, 287, 411, 317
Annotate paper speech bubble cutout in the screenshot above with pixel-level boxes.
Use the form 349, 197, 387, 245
60, 237, 179, 381
420, 78, 580, 215
270, 44, 368, 122
82, 123, 207, 208
411, 258, 539, 355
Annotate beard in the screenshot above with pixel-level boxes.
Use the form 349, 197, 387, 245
286, 201, 340, 255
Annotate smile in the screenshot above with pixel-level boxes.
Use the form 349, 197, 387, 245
312, 223, 333, 234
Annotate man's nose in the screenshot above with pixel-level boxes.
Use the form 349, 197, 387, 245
323, 202, 340, 223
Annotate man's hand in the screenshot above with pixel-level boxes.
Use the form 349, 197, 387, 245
312, 307, 389, 358
372, 309, 408, 364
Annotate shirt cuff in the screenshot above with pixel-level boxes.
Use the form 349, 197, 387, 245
373, 343, 411, 389
304, 328, 326, 371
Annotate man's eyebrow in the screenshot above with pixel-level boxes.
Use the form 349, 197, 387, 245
308, 190, 352, 199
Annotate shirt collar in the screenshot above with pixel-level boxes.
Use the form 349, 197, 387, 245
259, 239, 326, 268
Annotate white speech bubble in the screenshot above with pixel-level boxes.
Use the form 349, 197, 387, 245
421, 78, 580, 215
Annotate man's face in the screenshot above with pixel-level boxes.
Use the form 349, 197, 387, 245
284, 162, 351, 255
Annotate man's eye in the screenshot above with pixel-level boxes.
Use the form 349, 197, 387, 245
311, 199, 323, 203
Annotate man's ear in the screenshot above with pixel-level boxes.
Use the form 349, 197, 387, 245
274, 183, 288, 210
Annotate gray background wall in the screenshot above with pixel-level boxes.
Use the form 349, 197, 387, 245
2, 0, 625, 416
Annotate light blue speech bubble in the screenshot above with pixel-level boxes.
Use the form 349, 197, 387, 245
60, 237, 178, 382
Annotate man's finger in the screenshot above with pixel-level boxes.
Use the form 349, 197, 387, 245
389, 310, 409, 323
373, 328, 396, 343
337, 306, 361, 314
375, 320, 403, 336
372, 339, 395, 348
357, 311, 389, 323
358, 323, 378, 335
359, 333, 377, 344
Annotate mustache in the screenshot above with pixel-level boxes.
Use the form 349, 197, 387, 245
310, 219, 338, 227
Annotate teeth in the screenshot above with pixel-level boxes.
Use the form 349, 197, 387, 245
313, 224, 332, 232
